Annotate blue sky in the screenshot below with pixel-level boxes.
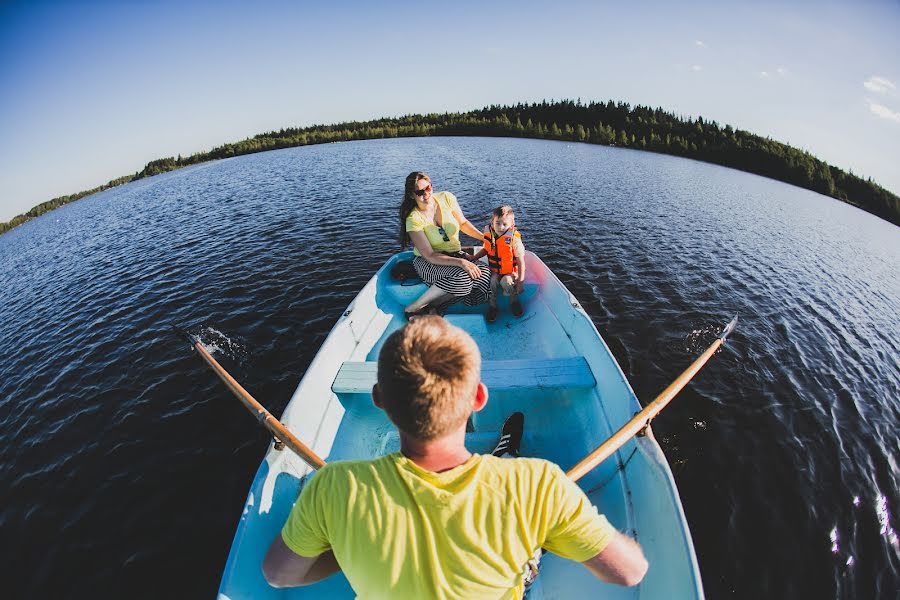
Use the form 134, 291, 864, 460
1, 0, 898, 222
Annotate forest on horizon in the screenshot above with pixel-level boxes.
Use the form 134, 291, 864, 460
3, 99, 898, 235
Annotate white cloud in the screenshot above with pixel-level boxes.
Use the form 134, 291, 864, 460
864, 76, 896, 94
868, 100, 900, 123
695, 40, 706, 48
691, 65, 702, 71
776, 66, 788, 76
760, 71, 770, 78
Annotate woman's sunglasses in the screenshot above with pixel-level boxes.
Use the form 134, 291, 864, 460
414, 184, 432, 197
437, 226, 449, 242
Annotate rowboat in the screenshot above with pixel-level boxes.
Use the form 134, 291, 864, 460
216, 250, 705, 599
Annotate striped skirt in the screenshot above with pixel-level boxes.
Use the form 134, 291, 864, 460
413, 257, 492, 306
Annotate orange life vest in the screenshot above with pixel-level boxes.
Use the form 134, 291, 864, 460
482, 226, 521, 275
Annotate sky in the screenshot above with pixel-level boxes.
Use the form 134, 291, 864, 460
1, 0, 899, 222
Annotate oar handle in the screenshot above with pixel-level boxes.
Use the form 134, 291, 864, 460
566, 315, 737, 482
178, 327, 325, 470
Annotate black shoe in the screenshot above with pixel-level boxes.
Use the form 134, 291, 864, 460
491, 412, 524, 457
486, 305, 498, 323
511, 300, 524, 317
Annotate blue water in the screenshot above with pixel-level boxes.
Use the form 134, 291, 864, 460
1, 137, 898, 599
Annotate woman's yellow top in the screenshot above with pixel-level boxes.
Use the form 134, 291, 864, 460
405, 191, 463, 256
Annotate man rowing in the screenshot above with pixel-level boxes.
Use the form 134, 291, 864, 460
263, 316, 648, 598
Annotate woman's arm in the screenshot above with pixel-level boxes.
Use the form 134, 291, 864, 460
409, 231, 481, 278
451, 207, 484, 241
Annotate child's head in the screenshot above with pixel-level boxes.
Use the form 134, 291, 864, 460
490, 205, 516, 235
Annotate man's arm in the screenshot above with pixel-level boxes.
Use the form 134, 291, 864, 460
262, 533, 341, 588
580, 530, 648, 587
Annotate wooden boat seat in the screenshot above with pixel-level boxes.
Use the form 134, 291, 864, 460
332, 356, 596, 398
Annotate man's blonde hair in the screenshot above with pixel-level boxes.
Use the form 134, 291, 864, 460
377, 316, 481, 440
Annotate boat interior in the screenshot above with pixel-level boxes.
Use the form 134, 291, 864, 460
218, 252, 702, 599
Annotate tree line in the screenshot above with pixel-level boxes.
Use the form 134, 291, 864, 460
3, 99, 898, 235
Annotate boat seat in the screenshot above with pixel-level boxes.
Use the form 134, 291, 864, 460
332, 356, 595, 398
380, 278, 541, 311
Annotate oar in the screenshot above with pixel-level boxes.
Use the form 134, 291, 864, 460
173, 326, 326, 471
567, 315, 738, 482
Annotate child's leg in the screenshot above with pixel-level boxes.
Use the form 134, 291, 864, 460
507, 276, 520, 302
499, 275, 516, 298
489, 274, 500, 307
486, 274, 501, 323
502, 274, 524, 317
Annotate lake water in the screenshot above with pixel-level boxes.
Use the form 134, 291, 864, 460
1, 137, 898, 599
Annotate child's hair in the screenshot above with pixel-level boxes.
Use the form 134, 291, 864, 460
376, 316, 481, 440
491, 205, 515, 222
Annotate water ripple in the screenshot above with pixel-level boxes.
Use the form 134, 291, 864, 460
0, 137, 898, 598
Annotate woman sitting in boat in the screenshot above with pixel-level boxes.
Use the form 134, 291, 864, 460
400, 171, 492, 318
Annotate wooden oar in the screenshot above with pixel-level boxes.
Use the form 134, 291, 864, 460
174, 326, 326, 471
567, 315, 738, 482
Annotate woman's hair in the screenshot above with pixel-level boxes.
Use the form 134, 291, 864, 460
400, 171, 431, 248
377, 316, 481, 440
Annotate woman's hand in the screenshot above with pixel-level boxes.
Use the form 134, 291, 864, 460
461, 259, 481, 279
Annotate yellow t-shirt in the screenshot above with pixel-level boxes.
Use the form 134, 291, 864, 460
281, 453, 615, 600
405, 191, 463, 256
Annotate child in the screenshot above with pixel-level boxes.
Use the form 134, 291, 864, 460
472, 205, 526, 323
